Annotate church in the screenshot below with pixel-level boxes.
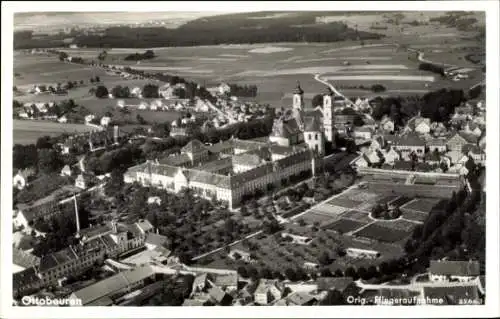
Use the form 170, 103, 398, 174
270, 82, 337, 156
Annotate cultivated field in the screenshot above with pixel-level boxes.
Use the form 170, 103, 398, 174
13, 119, 96, 145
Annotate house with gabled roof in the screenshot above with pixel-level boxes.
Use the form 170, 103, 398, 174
446, 132, 478, 152
380, 116, 394, 132
381, 147, 401, 165
386, 133, 426, 160
60, 165, 72, 177
462, 121, 482, 137
428, 260, 480, 282
13, 168, 35, 190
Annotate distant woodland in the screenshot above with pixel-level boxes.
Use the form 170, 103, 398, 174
14, 12, 383, 49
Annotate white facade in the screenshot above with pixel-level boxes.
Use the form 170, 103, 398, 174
323, 94, 334, 142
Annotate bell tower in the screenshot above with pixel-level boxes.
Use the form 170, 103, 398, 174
323, 87, 335, 143
293, 81, 304, 110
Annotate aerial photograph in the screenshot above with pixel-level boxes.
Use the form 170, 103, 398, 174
5, 3, 495, 314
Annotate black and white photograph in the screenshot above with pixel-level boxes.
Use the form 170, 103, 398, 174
1, 1, 499, 318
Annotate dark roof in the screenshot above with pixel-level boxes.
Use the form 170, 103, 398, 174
462, 144, 483, 155
304, 115, 322, 132
13, 267, 41, 291
145, 233, 168, 247
181, 139, 207, 154
158, 154, 191, 167
393, 133, 426, 147
317, 277, 354, 291
271, 118, 301, 138
429, 260, 480, 276
13, 248, 40, 269
208, 286, 227, 303
293, 83, 304, 95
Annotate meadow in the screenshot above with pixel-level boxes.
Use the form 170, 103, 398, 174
13, 119, 96, 145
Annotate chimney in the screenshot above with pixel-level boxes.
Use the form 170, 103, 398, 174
74, 195, 80, 235
113, 125, 119, 144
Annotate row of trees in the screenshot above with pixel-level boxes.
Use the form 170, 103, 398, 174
228, 84, 258, 97
418, 62, 445, 76
124, 50, 156, 61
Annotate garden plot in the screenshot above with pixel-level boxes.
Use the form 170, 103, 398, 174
389, 196, 414, 207
326, 197, 363, 209
326, 219, 370, 235
375, 219, 420, 232
353, 223, 410, 243
300, 211, 341, 225
340, 189, 380, 202
377, 195, 400, 205
401, 210, 428, 223
312, 204, 349, 216
401, 198, 441, 214
340, 210, 373, 223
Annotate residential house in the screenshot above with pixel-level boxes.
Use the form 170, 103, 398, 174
60, 165, 72, 177
380, 147, 401, 165
380, 116, 394, 132
208, 286, 232, 305
84, 114, 95, 124
280, 292, 317, 306
218, 83, 231, 95
147, 196, 162, 205
191, 273, 209, 296
428, 260, 480, 282
369, 135, 385, 151
212, 273, 238, 293
462, 144, 486, 166
228, 249, 252, 263
353, 154, 370, 168
254, 279, 283, 305
446, 132, 477, 152
387, 134, 426, 160
316, 277, 357, 295
427, 138, 447, 153
352, 126, 373, 140
100, 116, 112, 127
144, 233, 169, 251
75, 174, 89, 189
131, 87, 142, 98
413, 117, 431, 135
462, 121, 482, 137
58, 115, 68, 123
13, 169, 35, 190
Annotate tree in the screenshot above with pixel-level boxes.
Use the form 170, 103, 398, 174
344, 267, 358, 280
237, 266, 248, 278
95, 85, 109, 98
285, 268, 297, 281
320, 290, 346, 305
13, 144, 38, 170
95, 76, 100, 82
318, 251, 332, 265
35, 135, 54, 150
320, 268, 333, 277
142, 84, 159, 98
37, 149, 63, 174
105, 169, 124, 197
58, 51, 68, 61
311, 94, 323, 108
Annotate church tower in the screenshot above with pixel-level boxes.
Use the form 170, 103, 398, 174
323, 87, 335, 143
293, 81, 304, 110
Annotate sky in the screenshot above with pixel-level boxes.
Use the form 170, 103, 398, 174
14, 12, 222, 30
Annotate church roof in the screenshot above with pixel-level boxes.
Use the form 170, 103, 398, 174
271, 118, 301, 138
293, 83, 304, 95
304, 116, 322, 132
181, 139, 207, 154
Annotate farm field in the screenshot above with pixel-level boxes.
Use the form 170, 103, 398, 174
13, 119, 96, 145
16, 27, 483, 109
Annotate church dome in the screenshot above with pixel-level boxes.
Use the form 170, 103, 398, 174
293, 82, 304, 95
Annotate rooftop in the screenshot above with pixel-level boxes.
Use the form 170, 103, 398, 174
429, 260, 480, 277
